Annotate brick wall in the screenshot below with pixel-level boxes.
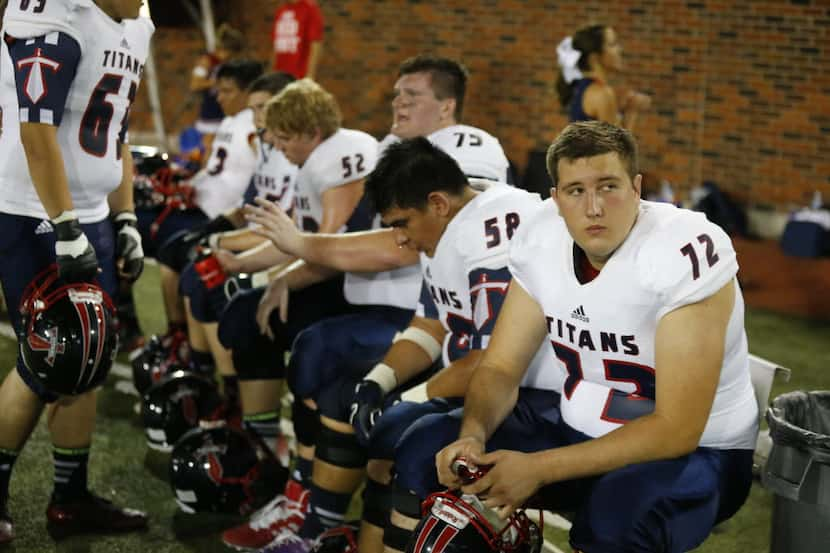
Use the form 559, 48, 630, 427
133, 0, 830, 208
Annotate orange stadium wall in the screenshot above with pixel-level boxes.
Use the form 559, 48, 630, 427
129, 1, 829, 208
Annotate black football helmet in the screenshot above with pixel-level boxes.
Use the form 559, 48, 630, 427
310, 523, 359, 553
169, 425, 288, 515
141, 370, 224, 452
18, 265, 118, 396
406, 491, 542, 553
131, 331, 191, 395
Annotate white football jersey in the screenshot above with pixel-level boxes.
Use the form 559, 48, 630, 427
344, 126, 510, 309
250, 138, 297, 214
378, 124, 509, 183
509, 200, 758, 449
416, 186, 560, 391
428, 125, 510, 183
293, 128, 377, 233
0, 2, 154, 223
191, 108, 257, 219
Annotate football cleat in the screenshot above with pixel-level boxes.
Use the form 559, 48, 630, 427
222, 480, 309, 551
46, 491, 147, 540
309, 523, 359, 553
258, 527, 313, 553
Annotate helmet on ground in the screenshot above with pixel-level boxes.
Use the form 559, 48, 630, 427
141, 370, 223, 451
169, 424, 288, 515
18, 265, 118, 396
131, 331, 191, 395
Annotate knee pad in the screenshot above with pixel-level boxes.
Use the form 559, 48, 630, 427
382, 486, 422, 551
286, 327, 328, 397
291, 399, 320, 448
315, 425, 367, 469
391, 485, 422, 518
383, 523, 414, 552
362, 478, 395, 528
156, 229, 195, 271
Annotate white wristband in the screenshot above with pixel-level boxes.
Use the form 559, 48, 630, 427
208, 233, 221, 249
251, 270, 271, 288
52, 210, 78, 224
398, 326, 442, 362
365, 362, 398, 394
400, 382, 429, 403
113, 211, 138, 224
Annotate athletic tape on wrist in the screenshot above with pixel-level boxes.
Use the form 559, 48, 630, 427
113, 211, 138, 224
400, 381, 429, 403
52, 210, 78, 224
251, 270, 270, 288
399, 326, 442, 362
55, 233, 90, 258
365, 363, 397, 394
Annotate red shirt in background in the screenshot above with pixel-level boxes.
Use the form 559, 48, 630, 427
271, 0, 324, 78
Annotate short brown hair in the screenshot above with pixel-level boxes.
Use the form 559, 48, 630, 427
265, 79, 342, 139
398, 55, 469, 120
546, 121, 639, 187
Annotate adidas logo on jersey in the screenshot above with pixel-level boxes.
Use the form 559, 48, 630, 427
571, 305, 589, 323
35, 220, 53, 235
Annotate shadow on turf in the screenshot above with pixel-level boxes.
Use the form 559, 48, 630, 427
144, 448, 172, 482
171, 509, 245, 540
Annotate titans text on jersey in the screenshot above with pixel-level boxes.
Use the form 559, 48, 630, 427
509, 200, 757, 447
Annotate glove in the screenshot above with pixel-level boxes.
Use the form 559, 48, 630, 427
178, 215, 236, 266
113, 211, 144, 282
53, 211, 99, 283
349, 379, 385, 446
202, 214, 236, 235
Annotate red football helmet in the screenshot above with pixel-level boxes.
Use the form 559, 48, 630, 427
407, 491, 542, 553
407, 458, 542, 553
18, 265, 118, 396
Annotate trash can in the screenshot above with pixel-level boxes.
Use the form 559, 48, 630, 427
763, 391, 830, 553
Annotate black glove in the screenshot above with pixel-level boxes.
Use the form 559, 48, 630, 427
112, 211, 144, 282
53, 212, 99, 283
176, 215, 236, 267
202, 214, 236, 236
350, 379, 385, 446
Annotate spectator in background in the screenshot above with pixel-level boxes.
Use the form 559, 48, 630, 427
271, 0, 324, 80
556, 24, 651, 131
190, 23, 246, 156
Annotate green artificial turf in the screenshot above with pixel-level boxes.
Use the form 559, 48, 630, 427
0, 264, 827, 552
